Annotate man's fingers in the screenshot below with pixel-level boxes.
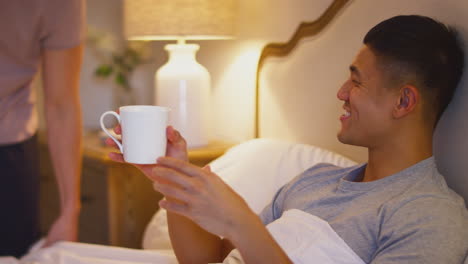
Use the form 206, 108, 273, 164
153, 181, 192, 203
166, 126, 178, 142
157, 156, 207, 178
152, 166, 197, 191
105, 137, 121, 148
105, 137, 113, 146
167, 126, 186, 145
203, 165, 212, 172
158, 199, 192, 218
108, 152, 125, 163
166, 126, 175, 140
114, 124, 122, 135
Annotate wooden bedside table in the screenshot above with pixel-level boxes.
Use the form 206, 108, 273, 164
39, 130, 232, 249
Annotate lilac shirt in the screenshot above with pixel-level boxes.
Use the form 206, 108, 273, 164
0, 0, 85, 145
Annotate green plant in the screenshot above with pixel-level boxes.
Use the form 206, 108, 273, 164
87, 25, 153, 92
94, 46, 144, 91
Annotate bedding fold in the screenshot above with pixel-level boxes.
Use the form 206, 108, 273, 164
222, 209, 365, 264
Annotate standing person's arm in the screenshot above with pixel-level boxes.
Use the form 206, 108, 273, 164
41, 44, 83, 246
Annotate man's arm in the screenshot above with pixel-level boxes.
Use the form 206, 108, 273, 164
167, 211, 225, 263
41, 44, 83, 246
152, 156, 293, 264
163, 128, 226, 263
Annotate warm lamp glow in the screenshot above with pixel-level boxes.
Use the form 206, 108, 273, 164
212, 42, 263, 140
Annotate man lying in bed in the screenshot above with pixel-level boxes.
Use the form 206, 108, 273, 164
109, 15, 467, 264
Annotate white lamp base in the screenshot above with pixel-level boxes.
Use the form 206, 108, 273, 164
155, 42, 210, 148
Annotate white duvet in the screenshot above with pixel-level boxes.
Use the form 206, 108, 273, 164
0, 242, 177, 264
0, 210, 364, 264
222, 209, 365, 264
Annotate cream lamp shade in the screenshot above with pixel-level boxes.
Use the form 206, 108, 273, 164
123, 0, 237, 148
124, 0, 236, 40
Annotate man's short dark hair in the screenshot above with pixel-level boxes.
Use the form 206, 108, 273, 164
363, 15, 464, 125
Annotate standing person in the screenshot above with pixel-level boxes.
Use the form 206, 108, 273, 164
0, 0, 85, 257
108, 15, 467, 263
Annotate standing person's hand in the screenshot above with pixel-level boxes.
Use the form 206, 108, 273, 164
44, 209, 79, 247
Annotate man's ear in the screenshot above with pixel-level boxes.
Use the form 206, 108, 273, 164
393, 85, 418, 119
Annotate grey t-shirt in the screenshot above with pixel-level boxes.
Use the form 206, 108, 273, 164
260, 157, 468, 263
0, 0, 85, 145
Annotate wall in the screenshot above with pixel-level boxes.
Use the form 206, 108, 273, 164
202, 0, 333, 142
80, 0, 123, 128
76, 0, 333, 143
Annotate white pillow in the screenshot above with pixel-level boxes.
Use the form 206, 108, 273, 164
142, 138, 357, 250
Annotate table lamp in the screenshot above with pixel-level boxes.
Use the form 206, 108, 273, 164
124, 0, 236, 148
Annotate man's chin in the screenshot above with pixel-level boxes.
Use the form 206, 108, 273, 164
337, 132, 355, 146
337, 132, 347, 144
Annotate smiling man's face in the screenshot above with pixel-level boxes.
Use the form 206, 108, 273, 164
336, 45, 399, 149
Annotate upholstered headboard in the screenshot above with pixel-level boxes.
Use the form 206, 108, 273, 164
256, 0, 468, 204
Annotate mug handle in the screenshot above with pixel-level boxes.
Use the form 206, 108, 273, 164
100, 111, 123, 153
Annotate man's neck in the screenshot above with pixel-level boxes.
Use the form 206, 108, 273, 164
362, 130, 433, 182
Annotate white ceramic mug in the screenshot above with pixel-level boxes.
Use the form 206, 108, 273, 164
100, 105, 170, 164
